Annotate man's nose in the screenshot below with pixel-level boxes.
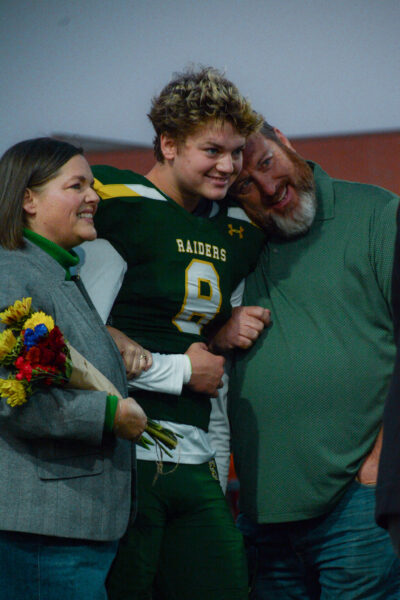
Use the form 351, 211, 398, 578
256, 175, 277, 197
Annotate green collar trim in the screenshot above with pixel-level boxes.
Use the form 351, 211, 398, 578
23, 229, 79, 278
308, 162, 335, 222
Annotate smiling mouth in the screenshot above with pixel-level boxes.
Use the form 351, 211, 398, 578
269, 185, 291, 209
78, 211, 94, 220
206, 175, 230, 185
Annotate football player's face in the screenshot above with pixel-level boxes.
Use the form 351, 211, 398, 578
166, 120, 245, 207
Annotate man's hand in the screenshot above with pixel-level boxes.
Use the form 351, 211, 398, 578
209, 306, 271, 353
356, 428, 383, 485
185, 342, 225, 398
107, 326, 153, 379
113, 397, 148, 442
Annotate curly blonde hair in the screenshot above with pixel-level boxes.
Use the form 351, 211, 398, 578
148, 66, 263, 162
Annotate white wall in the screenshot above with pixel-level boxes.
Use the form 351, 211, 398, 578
1, 0, 399, 155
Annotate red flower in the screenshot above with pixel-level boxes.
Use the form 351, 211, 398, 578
25, 346, 41, 365
47, 327, 65, 351
54, 352, 67, 370
38, 346, 56, 365
38, 365, 59, 386
15, 356, 33, 382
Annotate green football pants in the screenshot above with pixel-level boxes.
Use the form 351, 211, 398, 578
107, 459, 248, 600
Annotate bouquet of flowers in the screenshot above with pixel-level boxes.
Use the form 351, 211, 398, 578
0, 297, 180, 457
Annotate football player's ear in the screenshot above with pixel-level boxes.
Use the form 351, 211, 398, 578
160, 134, 179, 161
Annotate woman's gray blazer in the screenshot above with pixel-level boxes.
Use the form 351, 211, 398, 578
0, 240, 133, 541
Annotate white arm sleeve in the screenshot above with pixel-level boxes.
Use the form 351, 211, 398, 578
208, 368, 231, 494
74, 239, 127, 325
128, 353, 191, 395
207, 279, 245, 493
75, 239, 189, 396
230, 278, 245, 308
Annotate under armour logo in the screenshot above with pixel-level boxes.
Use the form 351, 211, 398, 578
228, 224, 244, 238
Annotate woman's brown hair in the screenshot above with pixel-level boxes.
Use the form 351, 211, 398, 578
0, 137, 83, 249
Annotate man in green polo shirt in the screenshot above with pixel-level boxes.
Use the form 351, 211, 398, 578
226, 121, 400, 598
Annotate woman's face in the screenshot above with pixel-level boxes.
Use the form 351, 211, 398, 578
165, 120, 245, 209
24, 155, 99, 249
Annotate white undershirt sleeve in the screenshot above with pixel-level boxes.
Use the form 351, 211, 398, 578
74, 239, 127, 325
128, 353, 191, 395
75, 239, 188, 395
207, 278, 245, 493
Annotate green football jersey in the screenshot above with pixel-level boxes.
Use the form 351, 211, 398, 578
93, 165, 264, 429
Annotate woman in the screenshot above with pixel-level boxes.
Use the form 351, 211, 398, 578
0, 137, 147, 599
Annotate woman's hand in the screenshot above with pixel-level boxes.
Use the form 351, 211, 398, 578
112, 397, 147, 442
107, 326, 153, 378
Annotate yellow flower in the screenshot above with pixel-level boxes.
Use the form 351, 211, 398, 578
0, 297, 32, 326
0, 329, 17, 361
0, 378, 27, 406
24, 312, 54, 332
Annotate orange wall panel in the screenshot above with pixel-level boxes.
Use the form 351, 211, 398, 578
86, 148, 155, 174
293, 131, 400, 194
86, 131, 400, 195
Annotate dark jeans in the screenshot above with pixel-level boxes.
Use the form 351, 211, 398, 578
238, 481, 400, 599
0, 530, 118, 600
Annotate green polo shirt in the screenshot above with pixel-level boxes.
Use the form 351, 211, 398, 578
229, 163, 399, 523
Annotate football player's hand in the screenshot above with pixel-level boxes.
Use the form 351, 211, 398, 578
113, 397, 147, 442
185, 342, 225, 398
107, 326, 153, 378
209, 306, 271, 353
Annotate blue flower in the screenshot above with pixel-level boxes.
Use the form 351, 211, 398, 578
34, 324, 48, 339
24, 324, 49, 349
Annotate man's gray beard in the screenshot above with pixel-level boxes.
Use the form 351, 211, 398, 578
268, 189, 316, 238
